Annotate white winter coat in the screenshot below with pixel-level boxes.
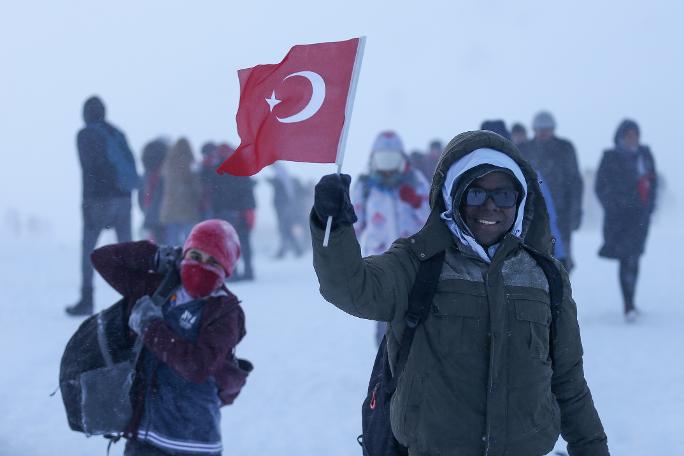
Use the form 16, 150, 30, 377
352, 169, 430, 257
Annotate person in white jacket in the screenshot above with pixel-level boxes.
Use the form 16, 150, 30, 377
351, 131, 431, 345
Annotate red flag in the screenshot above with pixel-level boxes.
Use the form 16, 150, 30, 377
217, 37, 365, 176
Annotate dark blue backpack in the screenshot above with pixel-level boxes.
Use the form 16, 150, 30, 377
92, 124, 139, 192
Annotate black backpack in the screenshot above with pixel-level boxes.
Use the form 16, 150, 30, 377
357, 247, 564, 456
358, 251, 444, 456
59, 269, 179, 437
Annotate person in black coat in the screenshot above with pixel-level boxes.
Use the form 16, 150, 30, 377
595, 119, 657, 321
518, 111, 583, 272
66, 96, 136, 316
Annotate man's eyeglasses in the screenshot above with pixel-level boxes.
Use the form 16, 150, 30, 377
464, 187, 518, 208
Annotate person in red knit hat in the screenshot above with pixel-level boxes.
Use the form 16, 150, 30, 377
91, 219, 251, 456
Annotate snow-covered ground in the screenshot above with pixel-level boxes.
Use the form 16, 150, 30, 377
0, 219, 681, 455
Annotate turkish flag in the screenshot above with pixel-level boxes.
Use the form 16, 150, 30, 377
217, 38, 365, 176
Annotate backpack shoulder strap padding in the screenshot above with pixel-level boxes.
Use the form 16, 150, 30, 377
393, 250, 445, 383
521, 246, 565, 365
521, 247, 563, 314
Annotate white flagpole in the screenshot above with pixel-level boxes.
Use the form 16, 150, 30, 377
323, 36, 366, 247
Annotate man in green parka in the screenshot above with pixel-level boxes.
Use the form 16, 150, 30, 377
311, 130, 608, 456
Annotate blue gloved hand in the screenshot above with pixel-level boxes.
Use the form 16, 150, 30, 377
128, 295, 163, 335
313, 174, 357, 229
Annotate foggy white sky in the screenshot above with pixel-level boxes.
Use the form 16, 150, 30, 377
2, 0, 682, 241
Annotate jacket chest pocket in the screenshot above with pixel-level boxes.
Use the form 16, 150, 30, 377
429, 281, 489, 358
509, 289, 552, 361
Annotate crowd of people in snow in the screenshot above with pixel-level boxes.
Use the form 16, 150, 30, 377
61, 94, 658, 456
346, 113, 657, 327
65, 96, 311, 317
66, 95, 659, 324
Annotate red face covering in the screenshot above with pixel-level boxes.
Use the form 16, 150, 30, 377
180, 259, 226, 299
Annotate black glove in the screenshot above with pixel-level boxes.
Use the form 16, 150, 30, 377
155, 245, 182, 274
128, 296, 163, 335
237, 358, 254, 373
313, 174, 358, 229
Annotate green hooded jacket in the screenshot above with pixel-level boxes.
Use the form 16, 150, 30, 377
311, 131, 608, 456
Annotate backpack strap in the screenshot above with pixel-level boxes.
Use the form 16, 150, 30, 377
521, 247, 564, 364
393, 250, 445, 382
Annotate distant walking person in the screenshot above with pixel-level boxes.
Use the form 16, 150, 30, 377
66, 96, 138, 316
138, 138, 168, 242
510, 122, 528, 147
198, 142, 220, 220
159, 138, 200, 245
519, 111, 583, 271
480, 119, 567, 262
596, 120, 657, 322
410, 139, 443, 182
269, 162, 304, 258
352, 131, 430, 345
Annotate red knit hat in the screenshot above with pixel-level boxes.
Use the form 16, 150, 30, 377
183, 220, 241, 276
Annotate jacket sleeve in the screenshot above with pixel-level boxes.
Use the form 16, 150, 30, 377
215, 357, 251, 406
646, 149, 658, 212
594, 152, 612, 209
310, 212, 418, 322
141, 300, 245, 384
90, 241, 161, 299
552, 267, 609, 456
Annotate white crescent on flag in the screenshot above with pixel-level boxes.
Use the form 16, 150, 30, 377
265, 71, 326, 124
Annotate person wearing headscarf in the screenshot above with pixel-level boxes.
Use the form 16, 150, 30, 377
595, 119, 657, 322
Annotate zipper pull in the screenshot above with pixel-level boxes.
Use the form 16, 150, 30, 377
369, 385, 378, 410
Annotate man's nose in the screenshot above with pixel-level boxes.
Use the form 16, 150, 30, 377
484, 196, 498, 210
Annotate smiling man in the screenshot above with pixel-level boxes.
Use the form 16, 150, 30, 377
461, 173, 518, 242
311, 130, 608, 456
441, 155, 527, 264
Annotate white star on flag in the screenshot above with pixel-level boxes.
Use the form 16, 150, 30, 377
265, 91, 281, 112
